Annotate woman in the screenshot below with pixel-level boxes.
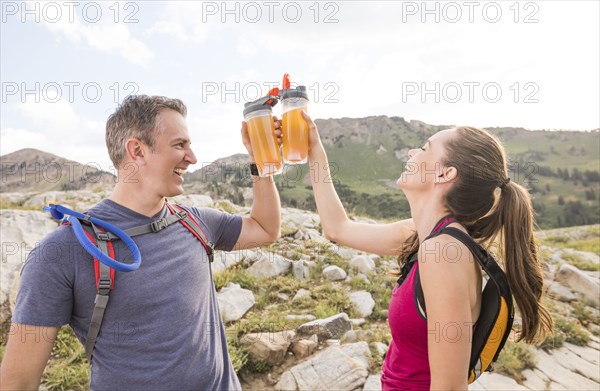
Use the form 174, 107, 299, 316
277, 113, 552, 390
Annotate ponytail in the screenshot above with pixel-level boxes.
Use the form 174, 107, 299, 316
495, 181, 552, 342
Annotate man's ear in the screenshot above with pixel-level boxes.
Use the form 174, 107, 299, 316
124, 138, 146, 164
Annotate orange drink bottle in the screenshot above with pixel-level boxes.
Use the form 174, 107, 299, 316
280, 85, 309, 164
243, 95, 283, 177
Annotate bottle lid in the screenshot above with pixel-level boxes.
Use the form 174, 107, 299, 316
280, 85, 308, 100
243, 95, 279, 116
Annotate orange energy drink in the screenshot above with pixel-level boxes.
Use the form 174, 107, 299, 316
282, 105, 308, 163
243, 96, 282, 177
280, 84, 309, 164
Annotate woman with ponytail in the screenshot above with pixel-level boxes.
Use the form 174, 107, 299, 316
279, 114, 553, 390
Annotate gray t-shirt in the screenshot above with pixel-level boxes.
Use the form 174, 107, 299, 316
13, 199, 243, 390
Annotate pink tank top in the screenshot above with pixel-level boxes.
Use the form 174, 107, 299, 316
381, 217, 455, 390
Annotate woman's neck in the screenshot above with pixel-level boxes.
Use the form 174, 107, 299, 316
409, 195, 452, 244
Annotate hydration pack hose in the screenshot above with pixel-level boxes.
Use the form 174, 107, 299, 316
44, 204, 142, 272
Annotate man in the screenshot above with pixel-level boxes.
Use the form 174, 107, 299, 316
0, 95, 281, 390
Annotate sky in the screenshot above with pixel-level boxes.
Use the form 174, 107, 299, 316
1, 0, 599, 173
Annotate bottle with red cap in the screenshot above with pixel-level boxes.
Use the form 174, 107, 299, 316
279, 73, 309, 164
243, 90, 283, 176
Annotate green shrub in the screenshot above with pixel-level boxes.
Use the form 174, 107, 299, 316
43, 327, 89, 390
213, 266, 260, 292
348, 276, 370, 291
561, 252, 600, 272
245, 359, 272, 373
538, 330, 565, 350
226, 333, 248, 373
572, 302, 600, 327
540, 313, 590, 350
495, 339, 536, 381
554, 315, 591, 346
312, 283, 359, 319
212, 201, 237, 214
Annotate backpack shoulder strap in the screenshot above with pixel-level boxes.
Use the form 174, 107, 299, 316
167, 204, 215, 263
413, 226, 514, 320
435, 227, 513, 301
80, 209, 188, 240
78, 223, 115, 363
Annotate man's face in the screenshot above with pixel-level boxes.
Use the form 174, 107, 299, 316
141, 109, 197, 198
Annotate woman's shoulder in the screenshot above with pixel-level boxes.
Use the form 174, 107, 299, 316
418, 223, 474, 270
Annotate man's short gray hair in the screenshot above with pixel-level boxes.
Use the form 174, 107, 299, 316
106, 95, 187, 169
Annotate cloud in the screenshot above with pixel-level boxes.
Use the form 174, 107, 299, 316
145, 2, 215, 43
1, 127, 46, 156
3, 96, 113, 169
16, 97, 80, 130
41, 5, 154, 66
146, 21, 188, 41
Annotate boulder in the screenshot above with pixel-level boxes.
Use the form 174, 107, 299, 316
240, 330, 296, 365
297, 313, 352, 342
291, 338, 318, 359
370, 342, 388, 358
349, 291, 375, 318
341, 330, 358, 343
216, 283, 255, 322
0, 210, 58, 325
545, 281, 577, 302
351, 318, 366, 327
213, 251, 242, 269
550, 343, 600, 383
469, 372, 530, 390
292, 260, 306, 279
521, 369, 549, 391
171, 194, 213, 208
292, 289, 312, 303
275, 342, 370, 391
362, 374, 382, 391
555, 264, 600, 307
210, 259, 227, 275
350, 255, 376, 274
336, 247, 357, 260
532, 347, 599, 390
285, 314, 316, 322
247, 253, 292, 278
322, 265, 347, 281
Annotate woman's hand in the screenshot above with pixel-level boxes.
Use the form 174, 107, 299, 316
301, 111, 322, 151
273, 111, 322, 153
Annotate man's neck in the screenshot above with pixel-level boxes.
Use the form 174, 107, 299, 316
109, 184, 165, 218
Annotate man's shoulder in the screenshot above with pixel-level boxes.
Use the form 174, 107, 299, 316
172, 204, 229, 221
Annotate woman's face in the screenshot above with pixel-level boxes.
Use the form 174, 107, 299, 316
396, 128, 457, 191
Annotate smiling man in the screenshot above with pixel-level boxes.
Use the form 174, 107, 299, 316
0, 95, 281, 390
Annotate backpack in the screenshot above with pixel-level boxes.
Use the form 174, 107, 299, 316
397, 226, 514, 384
59, 202, 214, 363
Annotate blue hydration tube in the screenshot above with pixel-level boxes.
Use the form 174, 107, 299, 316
43, 204, 141, 272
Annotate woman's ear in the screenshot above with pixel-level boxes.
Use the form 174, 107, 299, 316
437, 165, 458, 184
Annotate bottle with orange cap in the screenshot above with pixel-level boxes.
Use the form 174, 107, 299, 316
279, 73, 309, 164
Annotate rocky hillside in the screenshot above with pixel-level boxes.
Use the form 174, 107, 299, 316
1, 191, 599, 390
0, 149, 115, 194
3, 119, 599, 228
179, 118, 599, 228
